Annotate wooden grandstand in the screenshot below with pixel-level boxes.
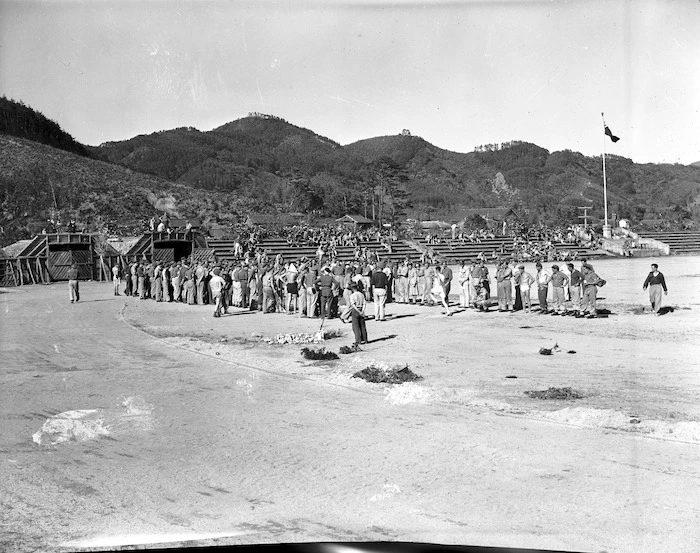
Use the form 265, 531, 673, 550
1, 233, 122, 286
637, 231, 700, 256
125, 230, 207, 263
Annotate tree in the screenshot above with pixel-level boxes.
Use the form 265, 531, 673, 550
368, 157, 410, 226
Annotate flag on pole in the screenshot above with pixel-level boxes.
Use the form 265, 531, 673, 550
604, 125, 620, 143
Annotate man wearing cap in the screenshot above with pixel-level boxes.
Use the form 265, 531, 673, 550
535, 262, 551, 314
549, 264, 569, 315
316, 267, 335, 319
580, 263, 602, 318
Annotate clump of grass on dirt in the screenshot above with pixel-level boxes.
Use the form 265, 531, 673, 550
352, 364, 423, 384
524, 387, 584, 400
300, 347, 340, 360
339, 344, 362, 354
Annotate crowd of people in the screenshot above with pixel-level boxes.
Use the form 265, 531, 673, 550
106, 249, 640, 348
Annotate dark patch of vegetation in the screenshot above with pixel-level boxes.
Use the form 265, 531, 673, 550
524, 387, 584, 400
339, 344, 362, 354
352, 364, 423, 384
300, 347, 339, 361
1, 96, 91, 157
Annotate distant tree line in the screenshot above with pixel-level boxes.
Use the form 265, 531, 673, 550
0, 96, 90, 158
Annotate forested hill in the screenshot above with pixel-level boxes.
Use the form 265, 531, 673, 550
0, 97, 91, 158
90, 114, 365, 190
0, 135, 263, 246
2, 102, 700, 246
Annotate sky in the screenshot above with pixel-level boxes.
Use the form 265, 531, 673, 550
1, 0, 698, 165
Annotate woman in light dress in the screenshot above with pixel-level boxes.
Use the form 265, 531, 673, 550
429, 265, 452, 316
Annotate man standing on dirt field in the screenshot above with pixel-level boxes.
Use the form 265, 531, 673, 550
580, 263, 602, 318
442, 264, 453, 302
68, 263, 80, 303
535, 262, 551, 313
371, 263, 388, 321
112, 264, 120, 296
566, 262, 584, 316
642, 263, 668, 316
549, 265, 569, 315
209, 267, 225, 317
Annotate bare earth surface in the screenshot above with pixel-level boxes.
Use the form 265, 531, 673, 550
1, 257, 699, 553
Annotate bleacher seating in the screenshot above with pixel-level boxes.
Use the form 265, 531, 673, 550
639, 231, 700, 255
205, 235, 601, 264
206, 238, 424, 263
416, 237, 600, 263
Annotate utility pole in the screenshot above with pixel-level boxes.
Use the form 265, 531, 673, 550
577, 206, 594, 229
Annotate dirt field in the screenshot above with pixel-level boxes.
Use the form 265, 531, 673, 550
1, 256, 699, 553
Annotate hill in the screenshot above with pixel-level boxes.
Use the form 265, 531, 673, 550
2, 101, 700, 246
0, 135, 264, 246
0, 96, 91, 158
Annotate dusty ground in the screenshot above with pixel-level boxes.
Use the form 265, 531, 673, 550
1, 256, 699, 553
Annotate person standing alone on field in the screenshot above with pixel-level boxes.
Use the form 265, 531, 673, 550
112, 264, 121, 296
68, 263, 80, 303
643, 263, 668, 316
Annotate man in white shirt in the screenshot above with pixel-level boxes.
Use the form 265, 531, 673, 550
209, 267, 225, 318
112, 264, 121, 296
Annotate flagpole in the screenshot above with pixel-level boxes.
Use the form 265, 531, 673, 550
601, 112, 611, 239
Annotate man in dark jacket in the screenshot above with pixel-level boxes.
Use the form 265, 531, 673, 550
642, 263, 668, 315
566, 262, 584, 316
316, 267, 335, 319
371, 263, 388, 321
